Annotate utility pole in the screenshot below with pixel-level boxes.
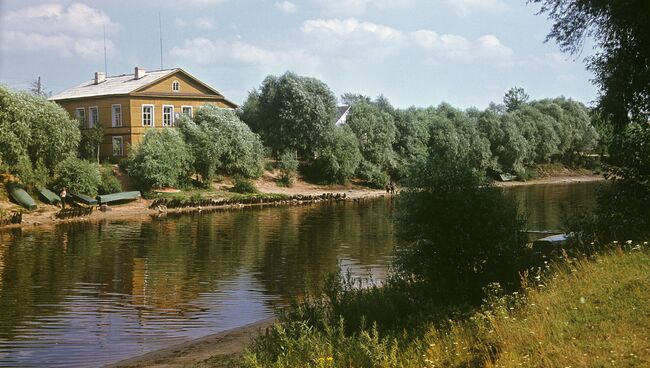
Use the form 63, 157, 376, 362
36, 76, 41, 95
103, 25, 108, 75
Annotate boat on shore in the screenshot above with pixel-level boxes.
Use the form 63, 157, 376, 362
69, 192, 98, 206
6, 183, 37, 210
37, 187, 61, 205
97, 191, 141, 204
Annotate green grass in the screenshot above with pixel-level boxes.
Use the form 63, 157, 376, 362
231, 243, 650, 367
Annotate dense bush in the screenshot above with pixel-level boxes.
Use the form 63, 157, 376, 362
277, 150, 298, 187
98, 165, 123, 195
231, 177, 258, 194
310, 126, 362, 184
52, 156, 101, 196
0, 85, 80, 184
240, 72, 338, 158
346, 101, 397, 172
356, 161, 389, 189
178, 106, 263, 184
124, 129, 192, 190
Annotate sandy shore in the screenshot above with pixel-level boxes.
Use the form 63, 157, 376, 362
105, 318, 276, 368
493, 174, 604, 187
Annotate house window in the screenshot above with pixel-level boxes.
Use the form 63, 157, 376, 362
172, 80, 180, 92
75, 108, 86, 126
89, 106, 99, 128
111, 104, 122, 127
112, 136, 124, 156
142, 104, 154, 126
163, 105, 174, 126
181, 105, 193, 118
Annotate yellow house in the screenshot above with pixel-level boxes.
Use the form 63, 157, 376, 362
50, 67, 237, 160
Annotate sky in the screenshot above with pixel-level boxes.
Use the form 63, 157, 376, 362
0, 0, 598, 109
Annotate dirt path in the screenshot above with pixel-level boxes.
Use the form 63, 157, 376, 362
105, 318, 276, 368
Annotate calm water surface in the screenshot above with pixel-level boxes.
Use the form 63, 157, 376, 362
0, 181, 601, 367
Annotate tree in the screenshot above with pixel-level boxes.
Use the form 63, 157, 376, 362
531, 0, 650, 130
311, 126, 362, 184
392, 108, 430, 179
124, 129, 192, 190
0, 85, 80, 184
346, 102, 397, 171
178, 106, 263, 184
78, 123, 104, 163
240, 72, 338, 158
503, 87, 530, 112
52, 156, 101, 196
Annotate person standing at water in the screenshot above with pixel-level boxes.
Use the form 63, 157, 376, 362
60, 187, 67, 209
389, 181, 395, 195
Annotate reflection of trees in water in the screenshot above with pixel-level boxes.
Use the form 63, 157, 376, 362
254, 199, 395, 300
0, 200, 395, 340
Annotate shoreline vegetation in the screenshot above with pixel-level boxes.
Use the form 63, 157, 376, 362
0, 170, 602, 231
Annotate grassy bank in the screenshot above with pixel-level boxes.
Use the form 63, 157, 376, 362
231, 243, 649, 367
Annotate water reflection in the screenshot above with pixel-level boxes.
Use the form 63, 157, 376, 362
0, 182, 600, 367
0, 200, 395, 367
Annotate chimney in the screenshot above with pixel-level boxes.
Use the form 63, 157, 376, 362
94, 71, 106, 84
134, 66, 146, 79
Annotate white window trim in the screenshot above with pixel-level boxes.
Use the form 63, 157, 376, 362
111, 104, 122, 127
172, 80, 180, 92
181, 105, 193, 118
112, 136, 124, 156
75, 107, 85, 125
89, 106, 99, 128
142, 104, 154, 127
162, 105, 175, 127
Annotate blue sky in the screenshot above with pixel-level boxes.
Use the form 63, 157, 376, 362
0, 0, 597, 109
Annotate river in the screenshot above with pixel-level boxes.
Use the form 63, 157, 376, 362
0, 181, 601, 367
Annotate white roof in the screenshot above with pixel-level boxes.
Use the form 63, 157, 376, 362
49, 69, 178, 101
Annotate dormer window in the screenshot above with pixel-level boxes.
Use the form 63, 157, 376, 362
172, 80, 180, 92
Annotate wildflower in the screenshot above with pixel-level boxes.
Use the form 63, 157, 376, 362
580, 297, 586, 304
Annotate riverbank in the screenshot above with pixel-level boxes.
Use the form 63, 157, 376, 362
106, 318, 276, 368
0, 173, 604, 231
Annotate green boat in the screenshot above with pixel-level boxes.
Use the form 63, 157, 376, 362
97, 191, 141, 204
69, 192, 98, 206
37, 187, 61, 205
6, 183, 37, 210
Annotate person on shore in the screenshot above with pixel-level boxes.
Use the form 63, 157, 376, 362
389, 181, 395, 195
60, 187, 67, 209
385, 183, 390, 194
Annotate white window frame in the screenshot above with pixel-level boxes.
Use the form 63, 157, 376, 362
75, 108, 86, 126
181, 105, 193, 118
162, 105, 175, 127
172, 80, 180, 92
142, 104, 154, 127
112, 136, 124, 156
89, 106, 99, 128
111, 104, 122, 127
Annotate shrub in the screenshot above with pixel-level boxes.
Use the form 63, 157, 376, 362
357, 161, 389, 189
124, 129, 192, 190
277, 150, 298, 187
52, 156, 101, 196
231, 177, 258, 194
310, 126, 362, 184
98, 165, 122, 195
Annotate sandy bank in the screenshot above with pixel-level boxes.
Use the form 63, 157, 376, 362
105, 318, 276, 368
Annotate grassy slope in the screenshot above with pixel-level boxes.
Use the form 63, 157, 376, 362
422, 246, 650, 367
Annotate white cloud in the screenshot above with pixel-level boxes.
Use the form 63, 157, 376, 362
314, 0, 403, 15
2, 3, 119, 36
411, 31, 513, 65
301, 18, 402, 54
443, 0, 510, 15
182, 0, 227, 7
170, 37, 319, 69
195, 17, 217, 30
275, 1, 298, 13
1, 3, 119, 60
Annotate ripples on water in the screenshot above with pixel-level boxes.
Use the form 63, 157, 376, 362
0, 183, 600, 367
0, 199, 395, 367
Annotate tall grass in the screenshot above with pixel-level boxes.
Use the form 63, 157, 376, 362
239, 243, 649, 367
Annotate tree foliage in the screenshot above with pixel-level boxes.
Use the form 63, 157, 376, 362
52, 156, 101, 196
124, 129, 192, 190
240, 72, 338, 158
78, 123, 104, 162
179, 106, 263, 184
346, 102, 397, 172
0, 85, 80, 184
311, 126, 362, 184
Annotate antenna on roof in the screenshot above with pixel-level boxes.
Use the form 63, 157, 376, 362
159, 12, 164, 70
103, 25, 108, 75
